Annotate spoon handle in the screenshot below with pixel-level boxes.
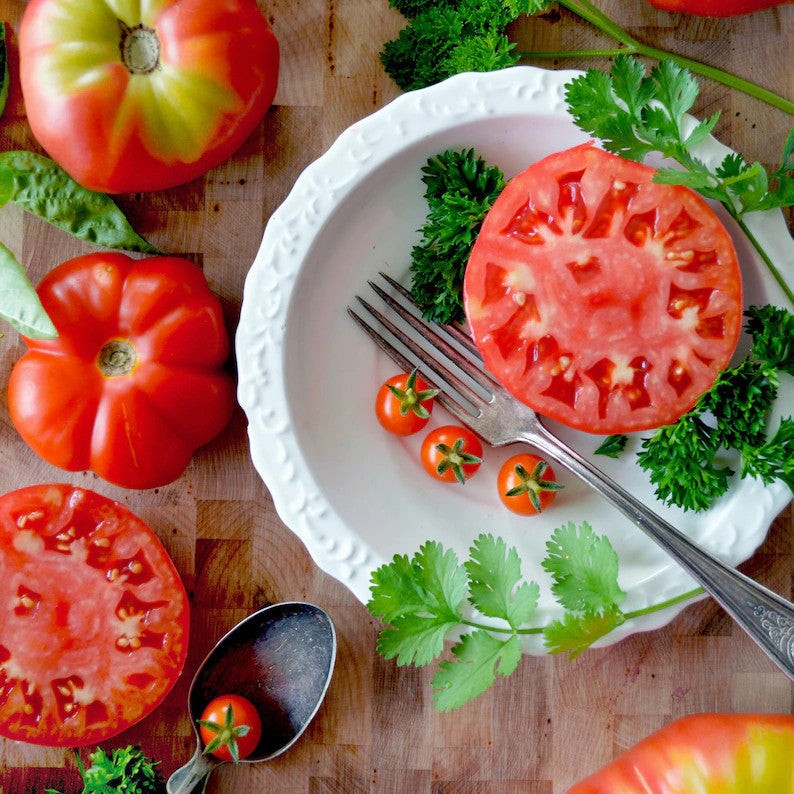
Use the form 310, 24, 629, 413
166, 745, 218, 794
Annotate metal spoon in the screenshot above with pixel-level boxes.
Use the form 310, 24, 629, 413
166, 602, 336, 794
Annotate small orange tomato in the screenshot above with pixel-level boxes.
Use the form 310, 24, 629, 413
421, 425, 483, 484
198, 694, 263, 762
497, 453, 562, 515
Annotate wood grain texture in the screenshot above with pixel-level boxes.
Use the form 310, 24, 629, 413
0, 1, 792, 792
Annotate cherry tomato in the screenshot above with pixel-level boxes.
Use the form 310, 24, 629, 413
464, 143, 742, 434
376, 369, 439, 436
8, 253, 236, 490
19, 0, 279, 193
497, 453, 562, 515
0, 484, 189, 747
421, 425, 483, 484
198, 694, 263, 762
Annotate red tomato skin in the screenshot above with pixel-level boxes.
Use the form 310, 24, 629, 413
568, 713, 794, 793
497, 453, 559, 515
199, 694, 263, 761
645, 0, 790, 15
0, 484, 189, 747
464, 143, 742, 435
375, 373, 435, 436
421, 425, 484, 483
8, 253, 236, 489
19, 0, 279, 193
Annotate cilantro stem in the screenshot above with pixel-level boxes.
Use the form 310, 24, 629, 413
460, 586, 705, 635
524, 0, 794, 117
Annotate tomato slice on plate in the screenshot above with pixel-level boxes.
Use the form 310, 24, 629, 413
0, 484, 189, 746
464, 143, 743, 434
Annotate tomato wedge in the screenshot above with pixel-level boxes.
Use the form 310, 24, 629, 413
0, 484, 189, 746
463, 144, 743, 434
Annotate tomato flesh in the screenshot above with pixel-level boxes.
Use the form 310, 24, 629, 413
464, 144, 743, 434
0, 484, 189, 746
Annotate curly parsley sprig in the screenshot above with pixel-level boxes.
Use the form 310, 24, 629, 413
368, 525, 700, 710
46, 745, 164, 794
381, 0, 794, 116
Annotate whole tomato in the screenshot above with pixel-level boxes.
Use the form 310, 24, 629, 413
421, 425, 483, 484
198, 694, 263, 762
644, 0, 791, 14
18, 0, 279, 193
375, 369, 439, 436
497, 453, 562, 515
8, 253, 236, 489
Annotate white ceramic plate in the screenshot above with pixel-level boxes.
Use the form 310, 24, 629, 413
237, 67, 793, 653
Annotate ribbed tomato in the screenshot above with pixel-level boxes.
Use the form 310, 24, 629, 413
8, 253, 236, 489
0, 484, 189, 747
464, 144, 743, 434
18, 0, 279, 193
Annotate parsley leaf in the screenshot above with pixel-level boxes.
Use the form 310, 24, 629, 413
594, 434, 628, 459
46, 745, 164, 794
544, 608, 626, 659
745, 304, 794, 374
542, 522, 626, 613
410, 149, 505, 324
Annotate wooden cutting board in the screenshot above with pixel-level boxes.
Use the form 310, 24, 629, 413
0, 2, 792, 792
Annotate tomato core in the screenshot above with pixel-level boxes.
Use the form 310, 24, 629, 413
118, 21, 161, 75
97, 340, 137, 377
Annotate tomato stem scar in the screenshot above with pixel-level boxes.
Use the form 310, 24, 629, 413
118, 21, 161, 75
97, 341, 137, 377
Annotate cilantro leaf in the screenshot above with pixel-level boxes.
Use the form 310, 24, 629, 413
432, 631, 523, 711
594, 434, 628, 459
376, 613, 462, 666
465, 534, 539, 628
543, 608, 626, 659
542, 522, 626, 612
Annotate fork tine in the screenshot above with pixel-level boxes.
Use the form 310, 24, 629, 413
366, 278, 499, 399
348, 300, 481, 421
377, 272, 483, 360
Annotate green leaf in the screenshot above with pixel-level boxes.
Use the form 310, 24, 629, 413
368, 553, 434, 622
432, 631, 523, 711
741, 417, 794, 491
745, 304, 794, 374
594, 434, 628, 458
78, 745, 163, 794
543, 608, 625, 659
0, 151, 161, 253
376, 613, 461, 666
0, 242, 57, 338
542, 522, 626, 612
465, 534, 539, 627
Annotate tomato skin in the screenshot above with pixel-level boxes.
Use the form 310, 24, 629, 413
421, 425, 484, 483
0, 484, 189, 747
19, 0, 279, 193
375, 370, 438, 436
199, 694, 263, 762
645, 0, 790, 15
464, 143, 742, 435
497, 453, 561, 515
568, 713, 794, 793
8, 253, 236, 489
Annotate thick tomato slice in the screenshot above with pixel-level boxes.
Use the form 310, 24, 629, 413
0, 484, 189, 747
463, 144, 743, 434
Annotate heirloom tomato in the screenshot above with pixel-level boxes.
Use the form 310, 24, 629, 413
645, 0, 791, 15
0, 484, 189, 747
464, 144, 742, 435
568, 713, 794, 793
421, 425, 483, 484
8, 253, 235, 489
198, 694, 263, 762
18, 0, 279, 193
375, 369, 439, 436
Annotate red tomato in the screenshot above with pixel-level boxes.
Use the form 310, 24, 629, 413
8, 253, 236, 490
464, 143, 742, 435
421, 425, 483, 484
376, 369, 439, 436
568, 713, 794, 793
198, 694, 263, 762
645, 0, 790, 15
19, 0, 279, 193
0, 484, 189, 747
497, 453, 562, 515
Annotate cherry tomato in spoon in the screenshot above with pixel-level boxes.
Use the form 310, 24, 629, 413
198, 694, 263, 762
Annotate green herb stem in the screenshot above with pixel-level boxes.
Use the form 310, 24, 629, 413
533, 0, 794, 116
734, 214, 794, 305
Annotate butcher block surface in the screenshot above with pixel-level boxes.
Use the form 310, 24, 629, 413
0, 1, 792, 792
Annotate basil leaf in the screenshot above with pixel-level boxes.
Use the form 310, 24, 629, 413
0, 23, 8, 120
0, 151, 162, 254
0, 242, 57, 339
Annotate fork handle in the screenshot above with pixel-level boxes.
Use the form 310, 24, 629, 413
522, 424, 794, 678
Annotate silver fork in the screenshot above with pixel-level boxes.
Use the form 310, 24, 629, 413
349, 272, 794, 678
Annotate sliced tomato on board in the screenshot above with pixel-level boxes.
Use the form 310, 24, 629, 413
0, 484, 189, 747
463, 143, 743, 434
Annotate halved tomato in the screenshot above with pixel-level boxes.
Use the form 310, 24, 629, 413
0, 484, 189, 746
463, 144, 743, 434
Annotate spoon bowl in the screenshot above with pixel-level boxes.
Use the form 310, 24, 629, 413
167, 602, 336, 793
